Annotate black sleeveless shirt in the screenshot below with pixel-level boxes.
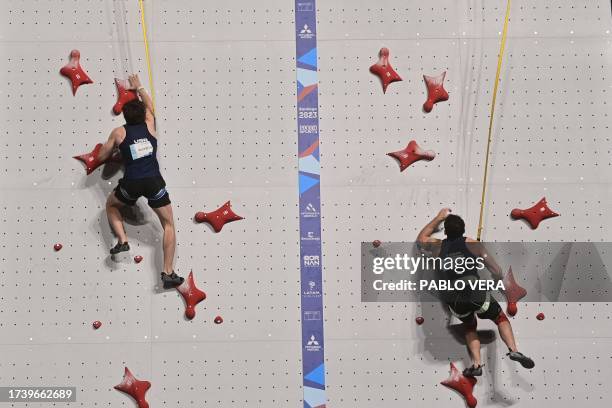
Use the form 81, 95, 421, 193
118, 123, 161, 180
438, 237, 480, 280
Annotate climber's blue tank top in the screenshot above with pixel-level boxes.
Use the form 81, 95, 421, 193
118, 123, 161, 180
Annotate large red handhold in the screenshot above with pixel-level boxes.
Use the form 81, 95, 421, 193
502, 266, 527, 316
423, 72, 449, 112
387, 140, 435, 172
114, 367, 151, 408
441, 362, 478, 408
73, 143, 122, 175
60, 50, 93, 95
194, 201, 244, 233
176, 271, 206, 320
113, 78, 138, 115
511, 197, 559, 229
369, 47, 402, 93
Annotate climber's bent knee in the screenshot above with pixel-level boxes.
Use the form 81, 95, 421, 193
476, 296, 505, 324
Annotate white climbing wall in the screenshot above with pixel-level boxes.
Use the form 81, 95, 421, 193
318, 0, 612, 407
0, 1, 610, 408
0, 0, 303, 407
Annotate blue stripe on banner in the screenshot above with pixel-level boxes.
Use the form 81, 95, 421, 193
294, 1, 326, 407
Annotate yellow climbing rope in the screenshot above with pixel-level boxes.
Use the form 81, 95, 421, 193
137, 0, 156, 112
476, 0, 512, 241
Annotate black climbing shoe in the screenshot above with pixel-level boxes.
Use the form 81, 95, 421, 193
462, 365, 483, 377
161, 272, 184, 289
507, 351, 535, 369
110, 242, 130, 255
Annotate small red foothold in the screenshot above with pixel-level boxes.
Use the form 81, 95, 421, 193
176, 271, 206, 320
511, 197, 559, 229
387, 140, 435, 172
423, 72, 449, 112
369, 47, 402, 93
53, 243, 63, 251
60, 50, 93, 95
372, 240, 381, 248
73, 143, 122, 175
134, 255, 143, 264
502, 267, 527, 316
113, 78, 138, 115
536, 312, 545, 321
214, 315, 223, 324
415, 316, 424, 325
114, 367, 151, 408
441, 362, 478, 408
92, 320, 102, 329
194, 201, 244, 233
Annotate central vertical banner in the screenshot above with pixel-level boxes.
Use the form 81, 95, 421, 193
294, 1, 326, 407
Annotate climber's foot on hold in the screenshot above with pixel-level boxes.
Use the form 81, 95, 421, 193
462, 365, 483, 378
161, 271, 184, 289
110, 241, 130, 255
507, 351, 535, 369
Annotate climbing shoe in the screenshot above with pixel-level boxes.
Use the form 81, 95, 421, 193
507, 351, 535, 369
161, 272, 184, 289
462, 365, 483, 378
110, 241, 130, 255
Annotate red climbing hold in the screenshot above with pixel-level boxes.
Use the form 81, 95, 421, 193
415, 316, 425, 325
176, 271, 206, 320
387, 140, 435, 172
92, 320, 102, 329
536, 312, 545, 321
214, 315, 223, 324
441, 362, 478, 408
134, 255, 143, 264
53, 243, 63, 251
511, 197, 559, 229
502, 266, 527, 317
372, 240, 381, 248
423, 72, 449, 112
113, 78, 138, 115
194, 201, 244, 233
114, 367, 151, 408
59, 50, 93, 95
73, 143, 121, 175
369, 47, 402, 94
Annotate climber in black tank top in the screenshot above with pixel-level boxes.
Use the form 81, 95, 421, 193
96, 74, 184, 289
417, 209, 535, 377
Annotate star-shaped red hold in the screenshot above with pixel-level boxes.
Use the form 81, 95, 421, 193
502, 266, 527, 316
423, 71, 449, 112
113, 78, 138, 115
114, 367, 151, 408
194, 201, 244, 233
60, 50, 93, 95
510, 197, 559, 229
441, 362, 478, 408
73, 143, 122, 175
387, 140, 435, 172
369, 47, 402, 94
176, 271, 206, 319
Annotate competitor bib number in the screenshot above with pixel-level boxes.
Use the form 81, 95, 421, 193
129, 140, 153, 160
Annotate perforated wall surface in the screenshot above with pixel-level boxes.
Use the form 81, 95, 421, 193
1, 1, 611, 407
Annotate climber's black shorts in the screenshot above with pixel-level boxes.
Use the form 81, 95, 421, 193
114, 176, 170, 208
445, 276, 502, 323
